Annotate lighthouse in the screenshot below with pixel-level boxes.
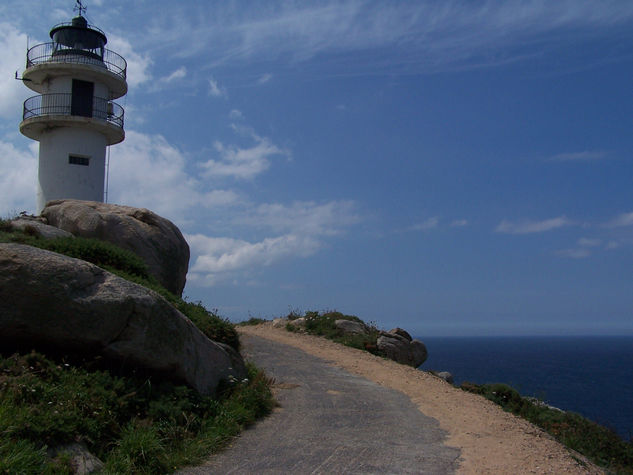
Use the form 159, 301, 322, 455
19, 1, 127, 213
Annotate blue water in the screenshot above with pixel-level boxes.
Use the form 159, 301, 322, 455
420, 336, 633, 440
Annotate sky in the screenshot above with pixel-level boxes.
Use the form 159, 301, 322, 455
1, 0, 632, 336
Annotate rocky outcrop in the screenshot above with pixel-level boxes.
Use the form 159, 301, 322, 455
435, 371, 454, 384
48, 443, 103, 475
377, 328, 428, 368
335, 319, 369, 335
0, 243, 244, 396
41, 200, 189, 296
9, 216, 74, 239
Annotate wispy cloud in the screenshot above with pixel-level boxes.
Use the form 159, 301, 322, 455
236, 201, 360, 236
187, 233, 321, 286
547, 150, 608, 162
410, 217, 439, 231
208, 76, 226, 98
495, 216, 573, 234
107, 35, 153, 88
108, 130, 241, 222
450, 219, 469, 227
138, 1, 633, 75
257, 73, 273, 84
201, 126, 289, 180
607, 212, 633, 228
0, 139, 37, 215
162, 66, 187, 83
0, 23, 29, 119
556, 248, 591, 259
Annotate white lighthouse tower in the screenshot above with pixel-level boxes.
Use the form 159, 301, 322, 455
19, 1, 127, 213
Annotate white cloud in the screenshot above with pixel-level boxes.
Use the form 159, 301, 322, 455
257, 73, 273, 84
556, 248, 591, 259
161, 66, 187, 84
578, 237, 601, 247
495, 216, 573, 234
548, 150, 608, 161
450, 219, 469, 227
236, 200, 360, 236
0, 23, 30, 120
0, 139, 37, 215
229, 109, 243, 120
201, 130, 289, 180
607, 212, 633, 227
208, 76, 226, 98
144, 1, 633, 75
107, 130, 240, 221
107, 35, 153, 88
411, 217, 439, 231
187, 232, 321, 285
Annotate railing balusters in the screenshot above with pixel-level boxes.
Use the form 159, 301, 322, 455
26, 42, 127, 80
22, 93, 124, 129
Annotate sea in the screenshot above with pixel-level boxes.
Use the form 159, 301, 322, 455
419, 336, 633, 441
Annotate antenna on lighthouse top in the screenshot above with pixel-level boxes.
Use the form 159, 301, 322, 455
74, 0, 87, 17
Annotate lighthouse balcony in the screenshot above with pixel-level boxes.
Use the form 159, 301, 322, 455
20, 93, 125, 145
23, 43, 127, 98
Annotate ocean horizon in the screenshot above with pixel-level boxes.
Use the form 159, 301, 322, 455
419, 335, 633, 440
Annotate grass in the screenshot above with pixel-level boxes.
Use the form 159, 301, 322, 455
285, 310, 383, 355
0, 219, 273, 472
0, 352, 274, 474
461, 382, 633, 474
237, 317, 269, 326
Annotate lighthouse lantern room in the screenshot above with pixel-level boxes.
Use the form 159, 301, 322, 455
19, 1, 127, 213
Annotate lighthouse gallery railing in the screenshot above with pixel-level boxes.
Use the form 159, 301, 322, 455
26, 42, 127, 80
23, 93, 124, 129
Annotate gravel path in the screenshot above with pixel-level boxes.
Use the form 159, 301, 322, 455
180, 333, 460, 474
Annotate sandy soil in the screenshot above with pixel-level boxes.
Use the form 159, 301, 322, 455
239, 323, 602, 475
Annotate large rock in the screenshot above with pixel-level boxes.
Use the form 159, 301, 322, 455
0, 243, 244, 396
335, 319, 369, 335
377, 328, 428, 368
10, 216, 74, 239
41, 200, 189, 296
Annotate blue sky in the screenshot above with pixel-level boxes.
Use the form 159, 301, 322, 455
1, 1, 632, 336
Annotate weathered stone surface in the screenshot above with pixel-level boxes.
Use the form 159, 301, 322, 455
435, 371, 454, 384
41, 200, 189, 296
0, 243, 244, 396
10, 217, 74, 239
49, 443, 103, 475
287, 317, 306, 329
335, 319, 369, 335
272, 318, 288, 328
388, 327, 413, 341
377, 330, 428, 368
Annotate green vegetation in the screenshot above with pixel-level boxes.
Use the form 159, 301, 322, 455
0, 220, 273, 472
237, 317, 269, 326
461, 382, 633, 474
0, 352, 274, 474
286, 310, 383, 356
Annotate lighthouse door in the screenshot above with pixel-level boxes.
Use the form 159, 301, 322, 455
71, 79, 94, 118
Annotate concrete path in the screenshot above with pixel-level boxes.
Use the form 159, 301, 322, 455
180, 334, 460, 474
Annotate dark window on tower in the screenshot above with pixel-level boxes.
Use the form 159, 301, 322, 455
71, 79, 94, 118
69, 155, 90, 166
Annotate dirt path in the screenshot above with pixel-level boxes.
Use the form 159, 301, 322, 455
236, 323, 601, 474
181, 333, 460, 474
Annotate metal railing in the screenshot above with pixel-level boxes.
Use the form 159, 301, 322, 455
23, 93, 124, 129
26, 42, 127, 80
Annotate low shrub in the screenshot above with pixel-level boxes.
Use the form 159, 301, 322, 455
461, 382, 633, 473
0, 352, 274, 473
237, 317, 269, 326
287, 310, 383, 356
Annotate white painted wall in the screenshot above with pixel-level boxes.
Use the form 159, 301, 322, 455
37, 127, 107, 212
